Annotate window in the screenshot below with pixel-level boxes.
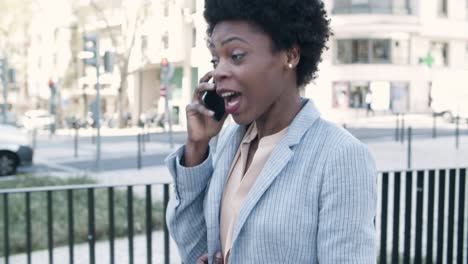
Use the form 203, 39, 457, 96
393, 0, 411, 14
164, 3, 169, 17
430, 42, 449, 67
333, 0, 411, 14
336, 40, 351, 64
332, 81, 409, 111
465, 43, 468, 67
336, 39, 397, 64
352, 39, 369, 63
141, 35, 148, 53
162, 32, 169, 49
438, 0, 448, 17
192, 28, 197, 48
371, 39, 391, 63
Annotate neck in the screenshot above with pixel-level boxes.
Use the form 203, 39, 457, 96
255, 92, 302, 139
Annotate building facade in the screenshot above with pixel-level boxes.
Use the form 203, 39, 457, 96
308, 0, 468, 121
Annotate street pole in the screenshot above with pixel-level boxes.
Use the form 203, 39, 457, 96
160, 59, 174, 149
95, 47, 101, 171
1, 58, 7, 124
164, 89, 174, 149
407, 127, 412, 169
455, 116, 459, 150
395, 113, 400, 142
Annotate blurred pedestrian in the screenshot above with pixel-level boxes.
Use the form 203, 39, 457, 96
366, 91, 374, 116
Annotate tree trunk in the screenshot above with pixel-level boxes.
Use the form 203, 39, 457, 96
118, 72, 129, 128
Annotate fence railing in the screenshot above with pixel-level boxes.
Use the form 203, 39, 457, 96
378, 167, 467, 263
1, 167, 467, 264
0, 182, 171, 264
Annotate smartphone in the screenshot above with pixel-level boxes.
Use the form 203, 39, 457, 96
201, 90, 225, 121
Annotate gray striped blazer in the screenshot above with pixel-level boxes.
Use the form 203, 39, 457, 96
165, 99, 377, 263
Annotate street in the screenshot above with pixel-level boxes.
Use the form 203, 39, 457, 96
14, 113, 467, 177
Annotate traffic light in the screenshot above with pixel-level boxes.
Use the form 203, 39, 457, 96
0, 58, 6, 83
103, 51, 114, 73
83, 34, 98, 66
48, 79, 56, 96
8, 68, 16, 83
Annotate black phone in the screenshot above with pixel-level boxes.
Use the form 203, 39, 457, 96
201, 90, 225, 121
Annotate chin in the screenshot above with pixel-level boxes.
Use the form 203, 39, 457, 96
231, 114, 254, 126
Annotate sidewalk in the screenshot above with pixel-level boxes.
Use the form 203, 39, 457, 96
368, 134, 468, 171
1, 231, 181, 264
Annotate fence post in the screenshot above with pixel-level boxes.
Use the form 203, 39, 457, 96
400, 114, 405, 144
142, 128, 146, 153
455, 116, 459, 149
163, 185, 170, 264
432, 113, 437, 138
395, 113, 400, 142
137, 133, 142, 170
74, 126, 79, 158
32, 128, 37, 150
407, 127, 412, 169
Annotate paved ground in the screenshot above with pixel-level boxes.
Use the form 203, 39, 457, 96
2, 231, 181, 264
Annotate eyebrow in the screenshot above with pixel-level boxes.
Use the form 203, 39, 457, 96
221, 36, 250, 46
207, 36, 250, 48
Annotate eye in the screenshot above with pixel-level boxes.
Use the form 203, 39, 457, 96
231, 52, 245, 62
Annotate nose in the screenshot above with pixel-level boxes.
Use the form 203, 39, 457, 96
212, 60, 230, 84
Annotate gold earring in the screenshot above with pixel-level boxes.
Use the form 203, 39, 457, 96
288, 63, 293, 69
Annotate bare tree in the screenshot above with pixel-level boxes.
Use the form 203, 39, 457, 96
85, 0, 149, 127
0, 0, 34, 105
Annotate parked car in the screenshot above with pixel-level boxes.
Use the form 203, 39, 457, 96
21, 109, 54, 130
0, 124, 34, 176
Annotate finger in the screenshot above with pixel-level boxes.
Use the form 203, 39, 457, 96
192, 82, 216, 101
186, 102, 215, 117
199, 71, 214, 84
196, 254, 209, 264
213, 251, 223, 264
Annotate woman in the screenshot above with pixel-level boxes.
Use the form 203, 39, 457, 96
165, 0, 377, 263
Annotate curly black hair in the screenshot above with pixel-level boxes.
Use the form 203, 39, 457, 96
204, 0, 331, 87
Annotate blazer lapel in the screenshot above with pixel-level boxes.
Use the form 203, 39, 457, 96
206, 124, 246, 253
230, 99, 321, 249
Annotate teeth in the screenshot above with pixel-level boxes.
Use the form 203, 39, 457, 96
227, 100, 237, 107
221, 92, 236, 98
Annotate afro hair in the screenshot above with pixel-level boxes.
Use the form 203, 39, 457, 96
203, 0, 331, 87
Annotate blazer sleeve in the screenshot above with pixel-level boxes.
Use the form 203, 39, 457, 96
317, 141, 377, 263
165, 144, 214, 263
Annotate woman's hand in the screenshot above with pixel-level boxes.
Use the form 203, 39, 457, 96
196, 251, 224, 264
183, 71, 227, 167
186, 71, 226, 145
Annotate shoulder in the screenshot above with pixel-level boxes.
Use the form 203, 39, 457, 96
303, 117, 368, 154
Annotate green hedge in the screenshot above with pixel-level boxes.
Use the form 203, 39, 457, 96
0, 175, 164, 256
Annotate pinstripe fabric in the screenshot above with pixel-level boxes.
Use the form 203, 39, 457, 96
165, 99, 377, 264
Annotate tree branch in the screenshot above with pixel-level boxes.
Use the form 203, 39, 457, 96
89, 0, 120, 57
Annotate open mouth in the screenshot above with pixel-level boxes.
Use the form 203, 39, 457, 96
220, 91, 242, 114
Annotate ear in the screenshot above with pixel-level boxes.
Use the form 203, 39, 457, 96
285, 45, 300, 69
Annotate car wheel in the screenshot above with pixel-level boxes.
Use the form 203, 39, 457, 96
0, 152, 18, 176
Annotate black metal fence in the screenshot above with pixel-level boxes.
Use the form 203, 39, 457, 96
378, 167, 467, 263
1, 168, 467, 264
0, 183, 171, 264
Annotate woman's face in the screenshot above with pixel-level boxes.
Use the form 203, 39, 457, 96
209, 20, 297, 126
